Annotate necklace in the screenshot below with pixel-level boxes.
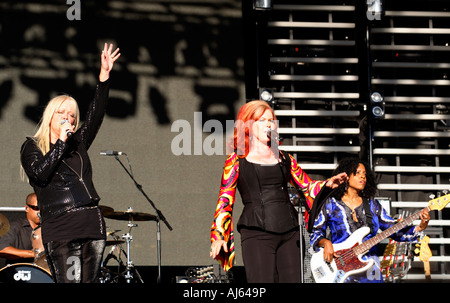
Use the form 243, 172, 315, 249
350, 209, 358, 222
342, 195, 362, 222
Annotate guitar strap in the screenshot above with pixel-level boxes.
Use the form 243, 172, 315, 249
363, 198, 374, 234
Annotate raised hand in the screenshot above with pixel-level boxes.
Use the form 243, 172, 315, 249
99, 43, 121, 82
325, 172, 348, 189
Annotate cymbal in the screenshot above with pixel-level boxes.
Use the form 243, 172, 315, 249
0, 213, 10, 237
105, 240, 125, 246
105, 210, 157, 221
106, 229, 121, 236
99, 205, 115, 216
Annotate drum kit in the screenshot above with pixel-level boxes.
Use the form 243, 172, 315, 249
0, 213, 10, 238
1, 154, 171, 283
99, 205, 158, 283
0, 205, 158, 283
0, 214, 53, 283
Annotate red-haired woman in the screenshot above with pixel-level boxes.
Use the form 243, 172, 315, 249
209, 100, 347, 283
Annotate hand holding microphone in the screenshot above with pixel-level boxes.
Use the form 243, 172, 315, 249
266, 128, 280, 141
266, 128, 281, 148
60, 119, 74, 141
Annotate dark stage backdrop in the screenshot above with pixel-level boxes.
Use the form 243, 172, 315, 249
0, 0, 245, 267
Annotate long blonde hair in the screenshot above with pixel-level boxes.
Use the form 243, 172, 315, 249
33, 95, 80, 154
21, 95, 80, 183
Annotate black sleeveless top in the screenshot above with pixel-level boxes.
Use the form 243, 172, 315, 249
236, 158, 298, 233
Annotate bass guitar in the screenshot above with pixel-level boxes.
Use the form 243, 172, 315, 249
310, 193, 449, 283
415, 235, 432, 281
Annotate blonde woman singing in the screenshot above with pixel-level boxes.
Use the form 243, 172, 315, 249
20, 43, 120, 283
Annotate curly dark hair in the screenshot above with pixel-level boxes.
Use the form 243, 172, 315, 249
331, 157, 378, 199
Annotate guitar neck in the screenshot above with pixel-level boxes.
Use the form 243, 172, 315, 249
424, 261, 431, 278
355, 207, 428, 255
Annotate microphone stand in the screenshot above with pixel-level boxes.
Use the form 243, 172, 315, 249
270, 132, 307, 283
114, 155, 173, 284
297, 205, 305, 283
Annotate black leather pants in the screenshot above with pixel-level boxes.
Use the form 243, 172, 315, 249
44, 239, 106, 283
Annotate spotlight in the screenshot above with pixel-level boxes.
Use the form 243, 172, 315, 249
367, 0, 384, 21
370, 91, 383, 103
370, 91, 385, 119
254, 0, 272, 10
372, 106, 384, 118
259, 88, 274, 103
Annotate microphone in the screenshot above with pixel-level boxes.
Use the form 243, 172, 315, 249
100, 150, 126, 156
60, 119, 74, 138
266, 128, 280, 141
266, 128, 281, 148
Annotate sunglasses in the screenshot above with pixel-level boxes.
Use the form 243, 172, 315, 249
26, 204, 39, 211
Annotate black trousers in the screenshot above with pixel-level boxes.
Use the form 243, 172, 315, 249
240, 227, 303, 283
44, 239, 106, 283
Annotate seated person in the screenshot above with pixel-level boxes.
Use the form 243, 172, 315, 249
0, 193, 41, 264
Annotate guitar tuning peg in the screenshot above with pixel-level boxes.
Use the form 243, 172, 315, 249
444, 190, 450, 195
414, 248, 420, 254
429, 194, 436, 199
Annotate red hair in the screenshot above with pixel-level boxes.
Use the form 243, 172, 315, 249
230, 100, 275, 157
